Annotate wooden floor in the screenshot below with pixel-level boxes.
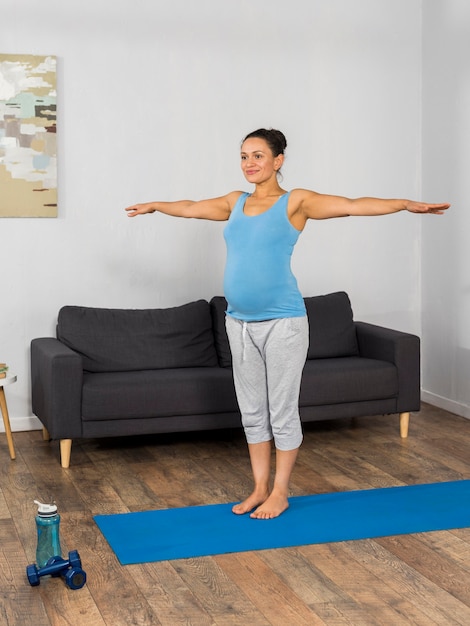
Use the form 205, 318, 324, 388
2, 403, 470, 625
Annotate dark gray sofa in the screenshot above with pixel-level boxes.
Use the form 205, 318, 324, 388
30, 292, 420, 467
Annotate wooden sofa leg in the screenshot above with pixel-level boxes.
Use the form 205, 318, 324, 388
399, 412, 410, 438
60, 439, 72, 468
42, 426, 50, 441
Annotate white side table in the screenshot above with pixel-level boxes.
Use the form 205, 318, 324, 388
0, 374, 17, 460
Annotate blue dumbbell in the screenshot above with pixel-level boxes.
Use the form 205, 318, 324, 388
26, 550, 86, 590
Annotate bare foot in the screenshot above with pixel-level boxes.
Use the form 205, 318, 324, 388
232, 489, 269, 515
250, 491, 289, 519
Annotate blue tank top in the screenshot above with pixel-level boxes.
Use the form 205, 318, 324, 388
223, 191, 306, 321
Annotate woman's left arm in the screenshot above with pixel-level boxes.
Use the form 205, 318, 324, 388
292, 189, 450, 222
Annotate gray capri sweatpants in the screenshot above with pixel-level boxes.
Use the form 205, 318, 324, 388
225, 315, 309, 451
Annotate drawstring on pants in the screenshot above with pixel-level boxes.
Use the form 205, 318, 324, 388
242, 321, 247, 362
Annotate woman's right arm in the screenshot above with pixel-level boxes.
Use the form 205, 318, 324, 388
125, 191, 242, 221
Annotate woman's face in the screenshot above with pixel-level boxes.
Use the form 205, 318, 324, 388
240, 137, 283, 184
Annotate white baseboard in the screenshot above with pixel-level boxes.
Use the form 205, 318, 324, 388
0, 415, 43, 433
421, 391, 470, 420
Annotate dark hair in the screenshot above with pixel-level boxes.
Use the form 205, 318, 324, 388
242, 128, 287, 157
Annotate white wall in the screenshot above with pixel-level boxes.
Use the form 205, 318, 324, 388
421, 1, 470, 417
1, 0, 425, 429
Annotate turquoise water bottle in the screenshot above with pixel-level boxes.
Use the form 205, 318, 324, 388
35, 500, 62, 568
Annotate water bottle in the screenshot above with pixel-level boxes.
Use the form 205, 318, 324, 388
34, 500, 62, 568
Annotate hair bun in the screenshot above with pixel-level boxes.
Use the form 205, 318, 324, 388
270, 129, 287, 151
243, 128, 287, 156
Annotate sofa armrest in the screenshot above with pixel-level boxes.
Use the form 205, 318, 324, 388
355, 322, 420, 412
31, 338, 84, 439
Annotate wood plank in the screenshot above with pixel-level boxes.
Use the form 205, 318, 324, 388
259, 547, 353, 606
0, 486, 11, 519
215, 551, 328, 625
299, 542, 438, 625
128, 561, 216, 626
376, 533, 470, 608
133, 452, 235, 509
304, 439, 406, 489
339, 538, 469, 625
0, 519, 51, 626
174, 555, 275, 625
88, 458, 161, 512
60, 511, 161, 626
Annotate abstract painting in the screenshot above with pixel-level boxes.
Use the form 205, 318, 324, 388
0, 54, 57, 217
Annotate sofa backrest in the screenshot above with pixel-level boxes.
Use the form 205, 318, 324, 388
210, 291, 359, 364
57, 300, 219, 372
57, 293, 358, 373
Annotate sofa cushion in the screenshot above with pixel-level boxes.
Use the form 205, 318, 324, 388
210, 296, 232, 368
300, 357, 397, 406
57, 300, 219, 372
305, 292, 359, 359
81, 367, 239, 420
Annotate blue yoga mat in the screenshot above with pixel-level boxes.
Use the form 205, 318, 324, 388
94, 480, 470, 565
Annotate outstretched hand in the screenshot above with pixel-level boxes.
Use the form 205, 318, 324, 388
405, 201, 450, 215
125, 203, 155, 217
